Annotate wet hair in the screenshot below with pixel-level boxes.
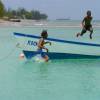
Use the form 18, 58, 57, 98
41, 30, 48, 38
87, 10, 91, 16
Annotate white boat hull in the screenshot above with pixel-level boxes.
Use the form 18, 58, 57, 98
14, 32, 100, 59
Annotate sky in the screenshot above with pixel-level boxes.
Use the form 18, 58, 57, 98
2, 0, 100, 20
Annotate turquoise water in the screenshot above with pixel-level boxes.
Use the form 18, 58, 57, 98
0, 23, 100, 100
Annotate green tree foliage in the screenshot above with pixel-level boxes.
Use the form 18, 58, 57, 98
5, 8, 48, 20
0, 0, 5, 17
40, 13, 48, 20
0, 0, 48, 20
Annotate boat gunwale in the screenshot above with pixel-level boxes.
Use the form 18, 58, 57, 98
14, 32, 100, 47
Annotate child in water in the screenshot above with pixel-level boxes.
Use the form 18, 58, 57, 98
37, 30, 51, 62
76, 10, 93, 39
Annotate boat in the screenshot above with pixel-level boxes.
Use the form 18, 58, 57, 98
13, 32, 100, 59
9, 19, 21, 22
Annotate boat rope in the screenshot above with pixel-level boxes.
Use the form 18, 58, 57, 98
0, 35, 18, 62
0, 46, 17, 62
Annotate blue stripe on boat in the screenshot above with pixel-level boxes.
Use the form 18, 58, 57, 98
23, 50, 100, 59
14, 32, 100, 47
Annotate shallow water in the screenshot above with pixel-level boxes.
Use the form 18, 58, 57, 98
0, 21, 100, 100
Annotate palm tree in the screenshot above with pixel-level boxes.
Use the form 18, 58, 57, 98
0, 0, 5, 17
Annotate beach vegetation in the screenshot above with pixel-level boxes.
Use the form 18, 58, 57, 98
5, 8, 48, 20
0, 0, 5, 18
0, 0, 48, 20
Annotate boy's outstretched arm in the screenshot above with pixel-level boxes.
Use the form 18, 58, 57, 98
44, 41, 51, 45
81, 18, 85, 27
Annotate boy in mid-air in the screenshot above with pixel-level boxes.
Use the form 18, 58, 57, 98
76, 10, 93, 39
37, 30, 51, 62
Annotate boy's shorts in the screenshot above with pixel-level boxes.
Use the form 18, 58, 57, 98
37, 49, 46, 57
81, 25, 93, 35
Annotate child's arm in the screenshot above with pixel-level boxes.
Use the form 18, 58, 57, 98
91, 16, 93, 25
81, 18, 85, 27
44, 41, 51, 45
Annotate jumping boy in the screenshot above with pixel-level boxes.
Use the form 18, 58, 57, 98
37, 30, 51, 62
76, 10, 93, 39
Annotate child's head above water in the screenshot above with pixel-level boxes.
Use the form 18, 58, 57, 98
41, 30, 48, 39
87, 10, 91, 17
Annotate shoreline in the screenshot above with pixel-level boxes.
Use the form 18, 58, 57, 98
0, 19, 100, 28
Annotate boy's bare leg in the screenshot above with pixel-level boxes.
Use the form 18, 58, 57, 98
44, 55, 49, 62
76, 33, 81, 37
89, 27, 93, 39
76, 27, 86, 37
90, 32, 92, 39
